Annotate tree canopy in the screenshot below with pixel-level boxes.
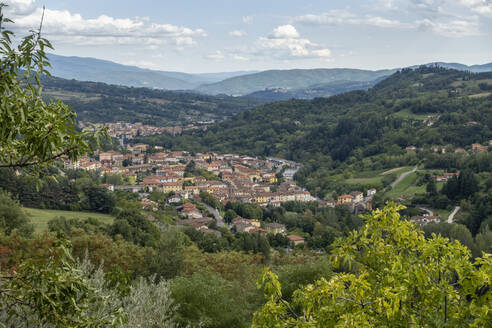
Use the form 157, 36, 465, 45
253, 203, 492, 327
0, 4, 102, 169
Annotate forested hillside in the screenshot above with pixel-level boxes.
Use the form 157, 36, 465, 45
246, 79, 385, 101
141, 67, 492, 195
195, 67, 395, 95
40, 75, 268, 125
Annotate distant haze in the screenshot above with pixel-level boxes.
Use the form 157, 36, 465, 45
46, 54, 492, 100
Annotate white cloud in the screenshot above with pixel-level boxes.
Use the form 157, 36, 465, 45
297, 10, 410, 28
3, 0, 36, 15
364, 16, 413, 28
232, 55, 249, 61
296, 10, 358, 25
254, 25, 332, 59
258, 36, 313, 57
270, 24, 300, 38
229, 30, 247, 37
175, 36, 195, 46
459, 0, 492, 17
3, 1, 206, 47
295, 5, 483, 38
206, 51, 225, 61
312, 48, 332, 57
242, 15, 253, 23
416, 18, 481, 37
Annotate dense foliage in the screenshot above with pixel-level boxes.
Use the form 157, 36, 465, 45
0, 168, 116, 213
0, 5, 102, 170
253, 203, 492, 327
41, 75, 267, 126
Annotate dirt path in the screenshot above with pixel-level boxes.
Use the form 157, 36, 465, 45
390, 166, 417, 189
381, 167, 404, 175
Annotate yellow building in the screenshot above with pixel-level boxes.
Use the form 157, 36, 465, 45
249, 219, 261, 227
262, 174, 278, 183
337, 194, 353, 204
162, 182, 182, 193
254, 195, 268, 203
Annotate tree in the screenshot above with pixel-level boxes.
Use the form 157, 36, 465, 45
0, 189, 33, 236
171, 271, 252, 328
81, 184, 116, 213
426, 178, 437, 196
110, 208, 160, 247
253, 203, 492, 327
0, 4, 104, 169
145, 227, 185, 281
0, 243, 122, 327
224, 209, 237, 224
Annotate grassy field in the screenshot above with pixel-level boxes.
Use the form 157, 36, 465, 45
24, 208, 114, 232
384, 170, 444, 200
346, 166, 413, 185
433, 208, 453, 221
346, 176, 383, 185
385, 172, 421, 199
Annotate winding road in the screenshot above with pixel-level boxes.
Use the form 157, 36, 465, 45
391, 166, 418, 189
447, 206, 461, 224
200, 202, 225, 228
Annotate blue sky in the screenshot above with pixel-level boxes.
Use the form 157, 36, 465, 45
3, 0, 492, 73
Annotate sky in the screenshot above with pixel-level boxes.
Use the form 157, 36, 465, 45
2, 0, 492, 73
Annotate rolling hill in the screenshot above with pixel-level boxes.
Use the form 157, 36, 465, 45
194, 68, 396, 96
140, 67, 492, 197
47, 54, 492, 100
40, 75, 268, 126
246, 79, 387, 100
46, 54, 256, 90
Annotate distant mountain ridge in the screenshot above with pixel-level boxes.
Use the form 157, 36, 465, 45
47, 54, 492, 99
46, 54, 257, 90
196, 63, 492, 97
195, 68, 397, 96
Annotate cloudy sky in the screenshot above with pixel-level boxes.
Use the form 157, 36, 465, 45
2, 0, 492, 73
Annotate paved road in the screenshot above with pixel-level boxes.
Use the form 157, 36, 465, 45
391, 166, 418, 189
447, 206, 461, 223
201, 202, 225, 228
418, 207, 434, 216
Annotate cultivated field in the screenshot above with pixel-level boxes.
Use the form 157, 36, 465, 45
24, 208, 114, 232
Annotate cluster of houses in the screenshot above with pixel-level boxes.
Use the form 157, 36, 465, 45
405, 140, 492, 154
175, 202, 306, 247
175, 203, 221, 237
63, 145, 314, 207
230, 218, 305, 246
410, 214, 441, 226
432, 172, 460, 182
471, 142, 491, 153
318, 189, 376, 213
79, 122, 167, 139
80, 121, 211, 140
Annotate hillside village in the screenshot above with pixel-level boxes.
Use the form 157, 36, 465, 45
404, 139, 492, 154
62, 143, 381, 208
79, 121, 210, 140
62, 143, 379, 241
